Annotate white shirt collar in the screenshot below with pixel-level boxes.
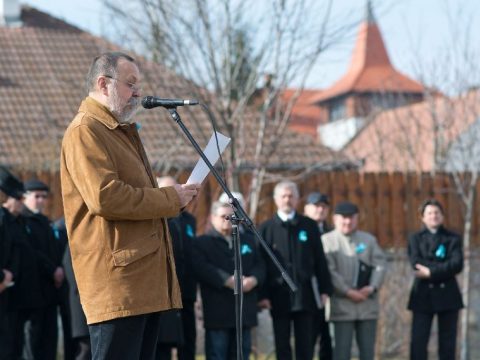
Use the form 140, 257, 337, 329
277, 210, 296, 222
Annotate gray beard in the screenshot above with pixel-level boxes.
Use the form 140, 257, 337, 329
109, 87, 140, 124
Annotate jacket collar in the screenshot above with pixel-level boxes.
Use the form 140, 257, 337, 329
79, 96, 121, 130
420, 225, 445, 235
207, 228, 228, 239
1, 206, 18, 223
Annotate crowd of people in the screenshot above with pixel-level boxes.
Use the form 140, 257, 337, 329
0, 170, 464, 360
0, 51, 464, 360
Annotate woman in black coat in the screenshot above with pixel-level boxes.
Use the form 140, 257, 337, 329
407, 199, 463, 360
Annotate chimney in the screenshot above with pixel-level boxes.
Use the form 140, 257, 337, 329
0, 0, 22, 27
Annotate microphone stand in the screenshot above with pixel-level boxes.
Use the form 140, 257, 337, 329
166, 108, 297, 360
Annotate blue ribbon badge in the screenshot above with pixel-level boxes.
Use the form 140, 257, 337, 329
298, 230, 308, 242
241, 244, 252, 255
355, 242, 366, 254
186, 224, 195, 238
435, 244, 446, 259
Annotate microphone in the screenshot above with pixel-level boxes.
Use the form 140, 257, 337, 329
142, 96, 199, 109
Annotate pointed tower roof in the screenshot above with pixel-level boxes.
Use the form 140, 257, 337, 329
310, 1, 423, 104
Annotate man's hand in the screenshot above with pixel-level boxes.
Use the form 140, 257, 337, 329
358, 286, 375, 297
174, 183, 201, 208
414, 264, 431, 279
346, 289, 367, 302
320, 294, 329, 306
3, 269, 13, 284
257, 299, 271, 309
0, 269, 13, 294
242, 276, 258, 293
53, 267, 65, 288
224, 275, 235, 289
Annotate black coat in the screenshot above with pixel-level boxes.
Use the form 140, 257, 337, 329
0, 207, 20, 311
54, 217, 89, 339
1, 207, 44, 310
157, 211, 197, 345
259, 213, 332, 315
407, 226, 464, 313
193, 229, 265, 329
168, 211, 197, 303
22, 208, 61, 305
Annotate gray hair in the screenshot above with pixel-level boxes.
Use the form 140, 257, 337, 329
273, 180, 299, 199
85, 52, 136, 93
210, 201, 231, 215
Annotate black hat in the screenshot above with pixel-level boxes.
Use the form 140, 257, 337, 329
0, 166, 25, 200
334, 201, 359, 216
24, 179, 49, 192
306, 192, 330, 205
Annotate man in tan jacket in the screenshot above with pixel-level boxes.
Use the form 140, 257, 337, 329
60, 52, 200, 360
321, 201, 386, 360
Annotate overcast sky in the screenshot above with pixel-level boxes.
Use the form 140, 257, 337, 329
23, 0, 480, 90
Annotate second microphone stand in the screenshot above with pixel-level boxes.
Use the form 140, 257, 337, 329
167, 108, 297, 360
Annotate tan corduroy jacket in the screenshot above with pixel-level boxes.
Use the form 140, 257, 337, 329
60, 97, 182, 324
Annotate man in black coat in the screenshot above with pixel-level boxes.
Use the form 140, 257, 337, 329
22, 180, 65, 360
156, 176, 198, 360
0, 166, 23, 360
258, 181, 332, 360
54, 217, 91, 360
0, 167, 46, 359
304, 192, 333, 360
193, 201, 265, 360
407, 199, 463, 360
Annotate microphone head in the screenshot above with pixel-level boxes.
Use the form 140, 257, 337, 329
141, 96, 155, 109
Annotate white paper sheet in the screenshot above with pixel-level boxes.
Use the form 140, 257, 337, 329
186, 132, 231, 184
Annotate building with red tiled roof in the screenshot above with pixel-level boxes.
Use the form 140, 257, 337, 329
344, 90, 480, 172
286, 1, 425, 150
0, 3, 348, 172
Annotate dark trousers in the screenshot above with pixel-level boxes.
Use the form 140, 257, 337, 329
13, 308, 57, 360
27, 305, 59, 360
59, 291, 76, 360
89, 312, 161, 360
178, 302, 196, 360
205, 327, 251, 360
333, 319, 376, 360
272, 311, 314, 360
0, 299, 15, 360
74, 336, 92, 360
314, 308, 332, 360
410, 310, 459, 360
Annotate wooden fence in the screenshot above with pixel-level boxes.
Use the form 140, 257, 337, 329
16, 170, 478, 247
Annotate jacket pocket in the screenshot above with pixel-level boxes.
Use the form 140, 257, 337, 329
111, 233, 160, 267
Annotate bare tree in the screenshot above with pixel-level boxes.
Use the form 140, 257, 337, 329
102, 0, 356, 216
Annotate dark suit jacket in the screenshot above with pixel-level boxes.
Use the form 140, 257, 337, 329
2, 207, 44, 310
22, 208, 61, 306
157, 211, 197, 345
168, 211, 197, 303
407, 226, 464, 313
259, 213, 332, 315
193, 229, 265, 329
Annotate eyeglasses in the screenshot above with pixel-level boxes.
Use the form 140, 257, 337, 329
103, 75, 141, 92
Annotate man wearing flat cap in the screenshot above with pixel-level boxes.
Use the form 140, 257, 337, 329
22, 179, 64, 360
321, 201, 386, 360
258, 181, 332, 360
304, 192, 333, 360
